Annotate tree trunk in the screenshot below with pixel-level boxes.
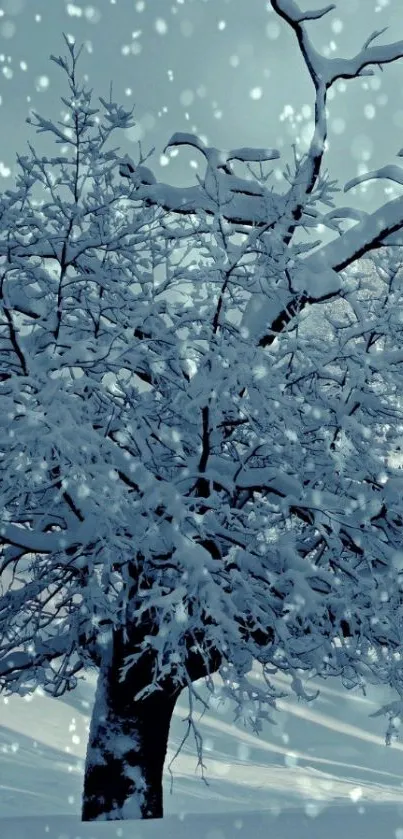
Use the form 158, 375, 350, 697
81, 618, 221, 822
81, 633, 181, 821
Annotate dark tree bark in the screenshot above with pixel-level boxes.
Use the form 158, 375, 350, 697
82, 625, 221, 821
82, 666, 180, 819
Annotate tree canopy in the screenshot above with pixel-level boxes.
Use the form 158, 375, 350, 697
3, 2, 403, 819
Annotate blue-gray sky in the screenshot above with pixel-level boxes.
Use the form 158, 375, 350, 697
2, 0, 403, 212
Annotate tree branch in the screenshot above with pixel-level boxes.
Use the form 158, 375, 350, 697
0, 519, 96, 554
242, 192, 403, 344
0, 636, 72, 681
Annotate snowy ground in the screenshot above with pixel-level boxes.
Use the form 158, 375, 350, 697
2, 670, 403, 838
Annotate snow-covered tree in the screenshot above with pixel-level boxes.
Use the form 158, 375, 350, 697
3, 1, 403, 821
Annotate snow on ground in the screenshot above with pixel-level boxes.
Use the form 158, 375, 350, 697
3, 805, 403, 839
2, 670, 403, 837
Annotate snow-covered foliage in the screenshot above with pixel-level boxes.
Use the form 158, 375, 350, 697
3, 1, 403, 819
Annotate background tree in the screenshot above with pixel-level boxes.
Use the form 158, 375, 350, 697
3, 1, 403, 822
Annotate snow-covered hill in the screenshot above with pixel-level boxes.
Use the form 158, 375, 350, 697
2, 671, 403, 837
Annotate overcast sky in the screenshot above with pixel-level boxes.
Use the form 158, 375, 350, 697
1, 0, 403, 213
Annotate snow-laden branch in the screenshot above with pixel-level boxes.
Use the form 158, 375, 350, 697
120, 146, 403, 345
271, 0, 332, 89
345, 163, 403, 192
269, 0, 403, 244
325, 36, 403, 86
0, 636, 71, 680
271, 0, 403, 88
119, 149, 287, 228
271, 0, 336, 24
163, 132, 280, 168
121, 4, 403, 255
242, 192, 403, 342
312, 193, 403, 271
1, 518, 97, 554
